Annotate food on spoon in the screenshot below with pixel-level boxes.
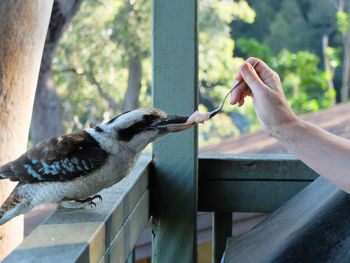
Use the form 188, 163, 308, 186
186, 111, 210, 124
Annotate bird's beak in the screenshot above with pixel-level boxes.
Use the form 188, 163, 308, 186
153, 115, 196, 133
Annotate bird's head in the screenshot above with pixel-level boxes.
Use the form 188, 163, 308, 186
98, 108, 194, 152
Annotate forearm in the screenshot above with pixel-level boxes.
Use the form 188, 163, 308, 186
272, 118, 350, 193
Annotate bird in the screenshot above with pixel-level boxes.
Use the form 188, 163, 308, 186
0, 108, 195, 225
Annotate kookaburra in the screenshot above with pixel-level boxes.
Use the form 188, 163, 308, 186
0, 108, 207, 225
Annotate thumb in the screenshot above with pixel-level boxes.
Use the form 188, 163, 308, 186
241, 62, 266, 95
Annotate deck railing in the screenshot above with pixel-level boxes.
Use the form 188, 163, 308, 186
4, 153, 318, 263
3, 155, 152, 263
2, 1, 320, 262
198, 154, 318, 262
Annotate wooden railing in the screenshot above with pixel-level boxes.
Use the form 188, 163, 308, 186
4, 153, 319, 263
198, 154, 319, 263
3, 154, 152, 263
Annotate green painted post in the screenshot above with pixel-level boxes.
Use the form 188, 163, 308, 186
151, 0, 198, 262
127, 249, 135, 263
212, 212, 232, 263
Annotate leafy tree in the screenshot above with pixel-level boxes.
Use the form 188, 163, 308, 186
198, 0, 255, 145
52, 0, 339, 148
53, 0, 256, 147
111, 0, 151, 111
232, 0, 350, 103
53, 0, 152, 133
31, 0, 83, 146
238, 38, 334, 115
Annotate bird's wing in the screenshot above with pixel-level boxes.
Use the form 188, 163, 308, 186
0, 131, 108, 183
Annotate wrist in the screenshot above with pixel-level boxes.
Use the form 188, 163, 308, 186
269, 117, 302, 141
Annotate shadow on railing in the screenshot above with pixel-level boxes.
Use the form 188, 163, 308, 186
3, 154, 152, 263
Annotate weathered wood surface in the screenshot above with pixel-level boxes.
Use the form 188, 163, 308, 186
3, 155, 151, 263
99, 190, 150, 263
198, 154, 318, 212
151, 0, 198, 262
224, 176, 350, 263
213, 212, 232, 263
0, 1, 54, 260
199, 154, 319, 180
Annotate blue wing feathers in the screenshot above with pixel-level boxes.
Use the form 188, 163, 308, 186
0, 131, 108, 183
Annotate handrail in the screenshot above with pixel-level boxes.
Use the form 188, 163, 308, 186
3, 153, 320, 263
198, 153, 319, 263
198, 153, 319, 212
3, 154, 152, 263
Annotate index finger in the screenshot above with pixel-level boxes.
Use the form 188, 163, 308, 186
235, 57, 260, 82
245, 57, 276, 83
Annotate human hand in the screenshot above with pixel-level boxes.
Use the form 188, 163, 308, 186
230, 57, 298, 136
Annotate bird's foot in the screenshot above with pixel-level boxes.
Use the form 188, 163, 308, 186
58, 195, 103, 209
75, 194, 103, 208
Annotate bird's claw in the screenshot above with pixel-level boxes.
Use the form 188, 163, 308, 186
75, 194, 103, 208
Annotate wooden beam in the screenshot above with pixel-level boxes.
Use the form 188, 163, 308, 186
199, 154, 319, 180
151, 0, 198, 262
101, 190, 150, 263
224, 177, 350, 263
198, 154, 318, 212
212, 212, 232, 263
127, 249, 135, 263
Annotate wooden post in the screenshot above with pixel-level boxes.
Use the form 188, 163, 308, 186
0, 1, 53, 260
212, 212, 232, 263
127, 248, 136, 263
151, 0, 198, 262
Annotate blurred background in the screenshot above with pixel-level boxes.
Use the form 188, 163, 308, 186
31, 0, 350, 150
26, 0, 350, 262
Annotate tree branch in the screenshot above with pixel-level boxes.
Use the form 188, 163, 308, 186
86, 71, 122, 111
53, 66, 123, 111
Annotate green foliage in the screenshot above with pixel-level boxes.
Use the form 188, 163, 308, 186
237, 38, 271, 61
111, 0, 151, 57
237, 38, 333, 114
326, 46, 341, 69
232, 0, 256, 24
54, 0, 152, 133
336, 11, 349, 34
232, 0, 341, 56
53, 0, 255, 147
198, 0, 254, 91
275, 50, 331, 113
197, 0, 255, 146
52, 0, 338, 149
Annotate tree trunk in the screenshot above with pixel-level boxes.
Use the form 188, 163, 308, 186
123, 55, 142, 112
322, 34, 336, 105
0, 1, 53, 260
341, 1, 350, 102
30, 0, 83, 146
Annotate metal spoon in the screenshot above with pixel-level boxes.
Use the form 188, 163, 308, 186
209, 60, 259, 119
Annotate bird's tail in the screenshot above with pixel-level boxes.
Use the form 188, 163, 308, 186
0, 185, 30, 225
